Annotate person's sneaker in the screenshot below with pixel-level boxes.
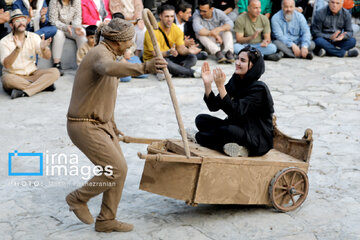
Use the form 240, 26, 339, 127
43, 84, 56, 92
196, 51, 208, 60
317, 48, 326, 57
264, 53, 281, 61
53, 62, 64, 76
306, 52, 314, 60
66, 191, 94, 224
95, 220, 134, 232
346, 49, 359, 57
223, 143, 249, 157
215, 51, 227, 63
10, 89, 27, 99
277, 51, 284, 58
192, 67, 202, 78
225, 50, 235, 63
156, 72, 166, 81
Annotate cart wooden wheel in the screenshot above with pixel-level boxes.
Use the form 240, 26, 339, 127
269, 167, 309, 212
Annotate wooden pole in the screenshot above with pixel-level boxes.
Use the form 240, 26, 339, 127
142, 9, 191, 159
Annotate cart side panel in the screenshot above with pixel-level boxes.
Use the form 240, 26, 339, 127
194, 162, 308, 205
139, 160, 200, 202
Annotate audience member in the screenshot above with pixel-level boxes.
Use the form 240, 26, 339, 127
49, 0, 86, 75
81, 0, 111, 27
109, 0, 145, 57
174, 1, 208, 60
213, 0, 237, 22
234, 0, 282, 61
12, 0, 57, 39
311, 0, 358, 57
143, 4, 201, 80
0, 9, 60, 99
238, 0, 273, 18
76, 25, 96, 65
0, 0, 10, 40
192, 0, 235, 63
271, 0, 315, 59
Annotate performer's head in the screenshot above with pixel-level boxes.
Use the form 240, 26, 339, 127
95, 18, 135, 56
235, 45, 264, 80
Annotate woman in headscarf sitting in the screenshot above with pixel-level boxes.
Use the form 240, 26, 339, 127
195, 45, 274, 157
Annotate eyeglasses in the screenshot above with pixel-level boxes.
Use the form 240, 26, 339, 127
14, 18, 27, 23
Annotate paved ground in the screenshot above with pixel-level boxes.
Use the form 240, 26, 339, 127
0, 44, 359, 239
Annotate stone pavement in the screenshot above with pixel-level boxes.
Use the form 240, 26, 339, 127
0, 48, 359, 239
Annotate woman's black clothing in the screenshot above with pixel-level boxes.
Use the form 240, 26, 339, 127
195, 55, 274, 156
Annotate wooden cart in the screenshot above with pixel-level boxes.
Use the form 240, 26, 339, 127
129, 9, 313, 212
126, 118, 313, 212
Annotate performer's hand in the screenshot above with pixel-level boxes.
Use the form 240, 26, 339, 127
136, 19, 145, 30
148, 57, 167, 73
213, 67, 226, 88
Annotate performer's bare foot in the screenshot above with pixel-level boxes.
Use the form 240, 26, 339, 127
66, 191, 94, 224
95, 219, 134, 232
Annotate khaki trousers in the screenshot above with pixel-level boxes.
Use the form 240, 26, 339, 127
1, 68, 60, 96
197, 31, 234, 55
67, 120, 127, 221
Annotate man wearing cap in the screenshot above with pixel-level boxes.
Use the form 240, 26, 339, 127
0, 9, 60, 99
66, 18, 167, 232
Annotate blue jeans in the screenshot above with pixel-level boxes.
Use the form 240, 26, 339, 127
120, 55, 148, 82
314, 37, 356, 57
234, 43, 277, 56
29, 25, 57, 39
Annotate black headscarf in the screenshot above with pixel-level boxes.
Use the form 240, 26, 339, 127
225, 45, 273, 114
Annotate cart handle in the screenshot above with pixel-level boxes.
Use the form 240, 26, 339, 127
138, 152, 202, 164
142, 8, 191, 159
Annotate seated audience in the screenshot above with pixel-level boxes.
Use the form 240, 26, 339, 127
213, 0, 237, 22
12, 0, 57, 39
143, 4, 201, 80
0, 9, 60, 99
49, 0, 86, 75
194, 46, 274, 157
192, 0, 235, 63
76, 25, 96, 65
238, 0, 272, 18
311, 0, 358, 57
109, 0, 145, 57
234, 0, 282, 61
271, 0, 315, 59
81, 0, 111, 27
0, 0, 10, 40
174, 1, 208, 60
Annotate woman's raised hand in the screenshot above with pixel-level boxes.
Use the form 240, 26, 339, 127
201, 61, 213, 86
213, 67, 226, 88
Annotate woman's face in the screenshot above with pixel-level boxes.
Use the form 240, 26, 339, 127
235, 51, 253, 76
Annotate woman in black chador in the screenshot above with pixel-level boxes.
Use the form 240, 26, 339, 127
195, 45, 274, 157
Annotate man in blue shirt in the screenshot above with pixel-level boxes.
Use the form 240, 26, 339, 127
311, 0, 358, 57
271, 0, 314, 59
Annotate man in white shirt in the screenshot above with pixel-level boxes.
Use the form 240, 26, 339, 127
0, 9, 60, 99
